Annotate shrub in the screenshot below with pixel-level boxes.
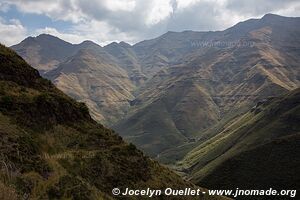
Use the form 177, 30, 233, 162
78, 102, 89, 115
127, 143, 137, 152
0, 95, 13, 108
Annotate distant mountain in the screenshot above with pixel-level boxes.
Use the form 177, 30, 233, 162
45, 47, 135, 124
11, 14, 300, 158
12, 35, 140, 124
103, 42, 147, 86
11, 34, 101, 74
0, 44, 229, 200
177, 88, 300, 197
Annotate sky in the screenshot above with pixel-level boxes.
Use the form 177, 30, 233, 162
0, 0, 299, 46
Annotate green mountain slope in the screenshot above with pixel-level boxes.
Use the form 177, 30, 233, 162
177, 88, 300, 196
0, 44, 227, 200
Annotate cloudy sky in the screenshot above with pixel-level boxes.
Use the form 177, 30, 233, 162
0, 0, 299, 46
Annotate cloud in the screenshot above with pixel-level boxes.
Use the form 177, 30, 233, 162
104, 0, 136, 12
166, 0, 231, 31
0, 0, 299, 45
5, 0, 84, 23
0, 17, 27, 46
226, 0, 300, 16
35, 20, 136, 46
145, 0, 173, 26
0, 2, 10, 12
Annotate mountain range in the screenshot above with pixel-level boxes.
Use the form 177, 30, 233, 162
6, 13, 300, 199
12, 14, 300, 159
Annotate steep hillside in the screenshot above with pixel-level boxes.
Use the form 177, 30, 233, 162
104, 42, 147, 86
0, 44, 227, 200
177, 88, 300, 196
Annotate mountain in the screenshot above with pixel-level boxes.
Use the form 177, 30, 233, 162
45, 47, 135, 124
113, 14, 300, 157
11, 14, 300, 158
10, 34, 103, 74
0, 44, 228, 200
176, 88, 300, 198
11, 34, 88, 73
103, 42, 147, 86
12, 35, 139, 124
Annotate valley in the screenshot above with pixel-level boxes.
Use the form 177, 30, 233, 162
0, 44, 228, 199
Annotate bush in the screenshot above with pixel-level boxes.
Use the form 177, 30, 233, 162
127, 143, 137, 152
47, 175, 92, 200
0, 95, 13, 108
78, 102, 89, 115
35, 93, 52, 103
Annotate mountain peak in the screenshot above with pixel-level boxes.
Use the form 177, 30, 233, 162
36, 33, 58, 38
14, 34, 71, 47
15, 36, 37, 46
35, 34, 73, 44
80, 40, 95, 44
119, 41, 131, 47
34, 33, 68, 43
79, 40, 101, 48
104, 41, 131, 49
262, 13, 285, 19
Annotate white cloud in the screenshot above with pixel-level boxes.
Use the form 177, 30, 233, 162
146, 0, 173, 25
72, 20, 136, 45
176, 0, 201, 9
0, 18, 27, 46
103, 0, 136, 12
275, 1, 300, 17
6, 0, 85, 23
35, 20, 136, 46
1, 0, 299, 45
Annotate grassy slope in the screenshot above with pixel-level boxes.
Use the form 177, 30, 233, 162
157, 105, 251, 165
0, 44, 227, 200
177, 88, 300, 195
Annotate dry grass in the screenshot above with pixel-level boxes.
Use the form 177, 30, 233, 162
0, 181, 18, 200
